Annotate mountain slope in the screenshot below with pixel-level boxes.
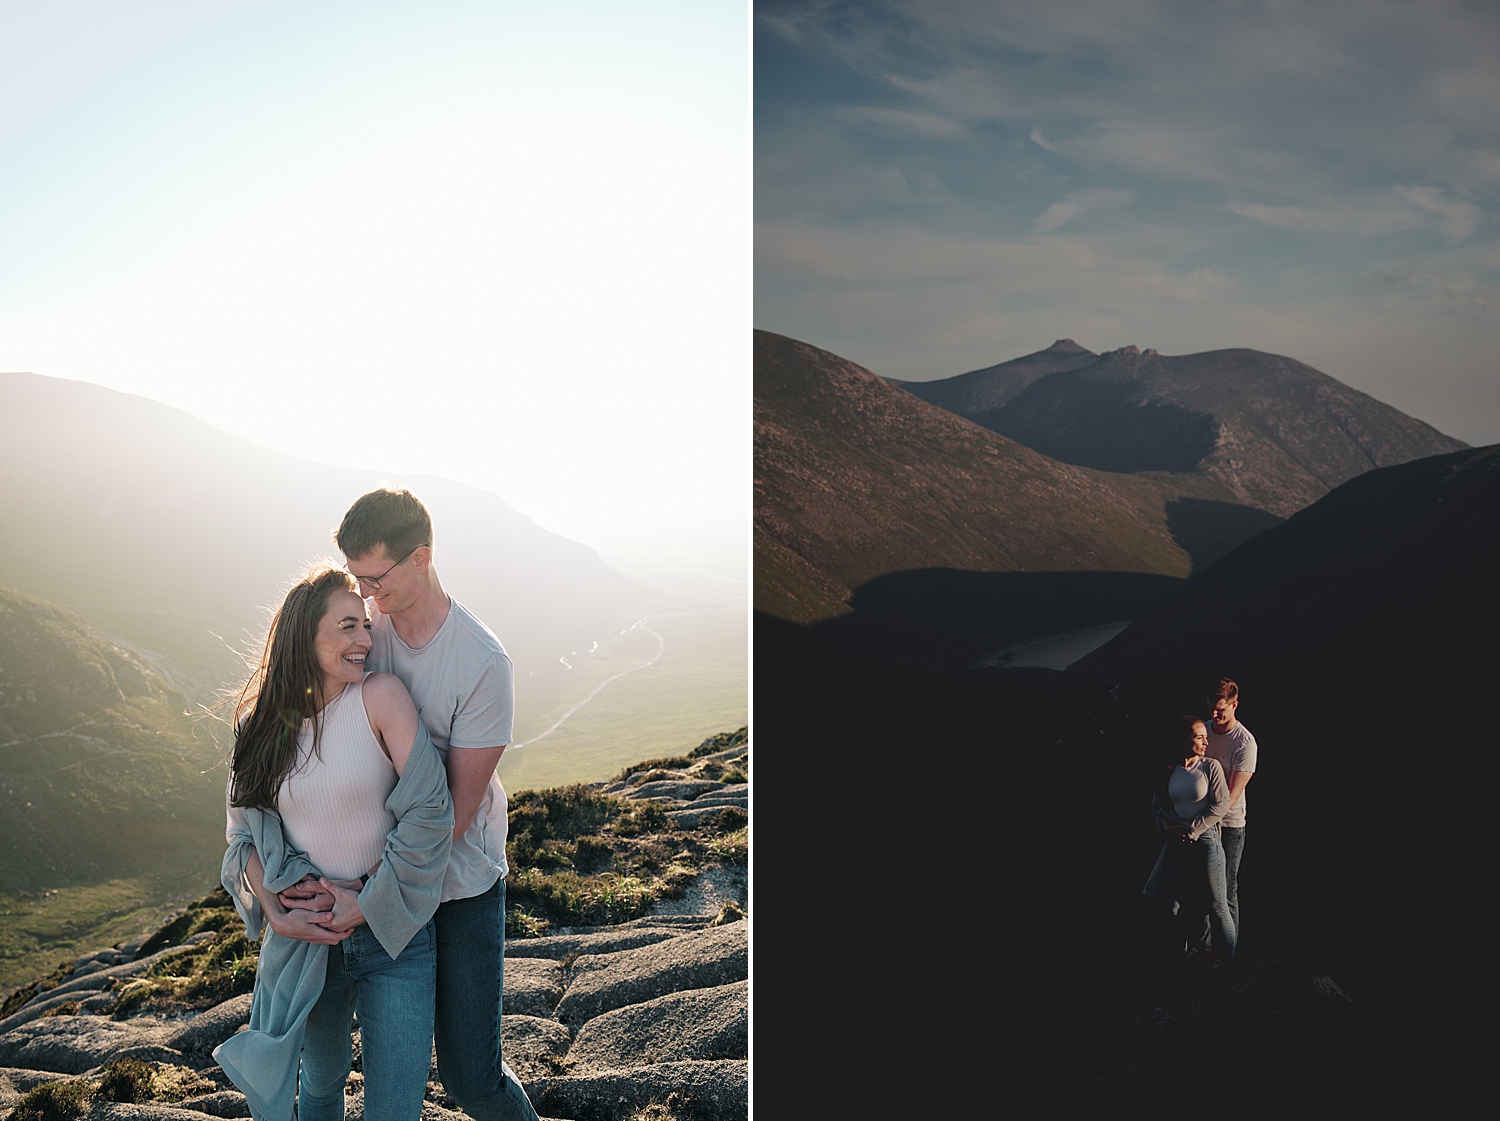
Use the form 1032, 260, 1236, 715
0, 587, 224, 897
755, 330, 1268, 629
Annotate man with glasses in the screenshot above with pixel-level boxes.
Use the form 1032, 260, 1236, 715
284, 486, 538, 1121
1201, 677, 1257, 961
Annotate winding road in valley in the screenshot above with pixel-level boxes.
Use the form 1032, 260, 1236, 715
515, 619, 664, 748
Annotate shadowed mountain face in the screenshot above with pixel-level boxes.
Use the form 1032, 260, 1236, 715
0, 373, 648, 694
1074, 441, 1500, 690
905, 344, 1467, 518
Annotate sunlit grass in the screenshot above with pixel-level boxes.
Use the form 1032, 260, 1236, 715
0, 873, 218, 993
501, 607, 746, 793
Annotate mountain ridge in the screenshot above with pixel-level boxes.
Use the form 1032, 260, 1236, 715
899, 341, 1466, 518
893, 337, 1102, 415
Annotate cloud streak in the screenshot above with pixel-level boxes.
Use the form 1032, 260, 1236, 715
1032, 189, 1136, 234
1393, 185, 1481, 242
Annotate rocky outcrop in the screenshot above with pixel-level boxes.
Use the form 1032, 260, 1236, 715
0, 740, 750, 1121
0, 911, 747, 1121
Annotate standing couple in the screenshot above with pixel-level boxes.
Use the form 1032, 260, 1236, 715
1143, 678, 1258, 970
214, 488, 540, 1121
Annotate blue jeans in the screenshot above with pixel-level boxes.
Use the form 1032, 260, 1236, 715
1199, 825, 1245, 954
1192, 828, 1237, 964
1221, 825, 1245, 932
298, 921, 436, 1121
433, 879, 539, 1121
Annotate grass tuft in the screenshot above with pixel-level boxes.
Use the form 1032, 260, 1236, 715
110, 919, 257, 1018
97, 1057, 155, 1104
1, 960, 74, 1019
9, 1079, 92, 1121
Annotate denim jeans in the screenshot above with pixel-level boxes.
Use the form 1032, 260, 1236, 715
298, 920, 436, 1121
1192, 828, 1237, 964
433, 879, 539, 1121
1199, 825, 1245, 954
1221, 825, 1245, 931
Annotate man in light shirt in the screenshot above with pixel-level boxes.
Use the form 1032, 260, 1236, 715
1203, 677, 1256, 948
289, 487, 539, 1121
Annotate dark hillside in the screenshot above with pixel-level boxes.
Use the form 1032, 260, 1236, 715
1074, 441, 1500, 688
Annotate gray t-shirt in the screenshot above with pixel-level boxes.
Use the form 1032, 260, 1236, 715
1206, 721, 1257, 830
369, 597, 514, 900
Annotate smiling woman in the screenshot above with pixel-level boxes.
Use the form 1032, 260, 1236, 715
312, 588, 374, 697
219, 561, 454, 1120
228, 566, 372, 811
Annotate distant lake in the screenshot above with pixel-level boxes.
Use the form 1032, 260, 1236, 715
977, 621, 1131, 671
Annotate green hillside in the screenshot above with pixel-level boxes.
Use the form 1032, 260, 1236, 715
0, 588, 228, 986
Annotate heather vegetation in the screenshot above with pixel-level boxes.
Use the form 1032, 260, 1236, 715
3, 729, 750, 1018
10, 1055, 218, 1120
506, 728, 749, 935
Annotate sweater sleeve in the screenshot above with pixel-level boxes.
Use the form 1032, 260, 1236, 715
1187, 758, 1231, 841
1151, 778, 1183, 833
356, 721, 455, 959
221, 793, 323, 941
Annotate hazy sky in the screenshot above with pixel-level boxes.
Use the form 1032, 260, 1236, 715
4, 1, 749, 553
755, 0, 1500, 447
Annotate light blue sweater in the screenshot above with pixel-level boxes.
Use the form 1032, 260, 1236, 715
213, 721, 453, 1121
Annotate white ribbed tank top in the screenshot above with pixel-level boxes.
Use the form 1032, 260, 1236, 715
277, 677, 397, 881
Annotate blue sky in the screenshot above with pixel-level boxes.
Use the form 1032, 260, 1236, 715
755, 0, 1500, 446
3, 1, 749, 554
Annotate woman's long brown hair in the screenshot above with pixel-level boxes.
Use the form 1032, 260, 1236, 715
229, 565, 360, 809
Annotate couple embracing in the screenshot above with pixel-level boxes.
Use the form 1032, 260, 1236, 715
1144, 678, 1257, 970
213, 488, 539, 1121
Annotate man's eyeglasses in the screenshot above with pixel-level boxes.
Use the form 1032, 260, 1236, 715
349, 543, 425, 591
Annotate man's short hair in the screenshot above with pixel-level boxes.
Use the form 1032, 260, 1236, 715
336, 487, 432, 561
1210, 678, 1239, 705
